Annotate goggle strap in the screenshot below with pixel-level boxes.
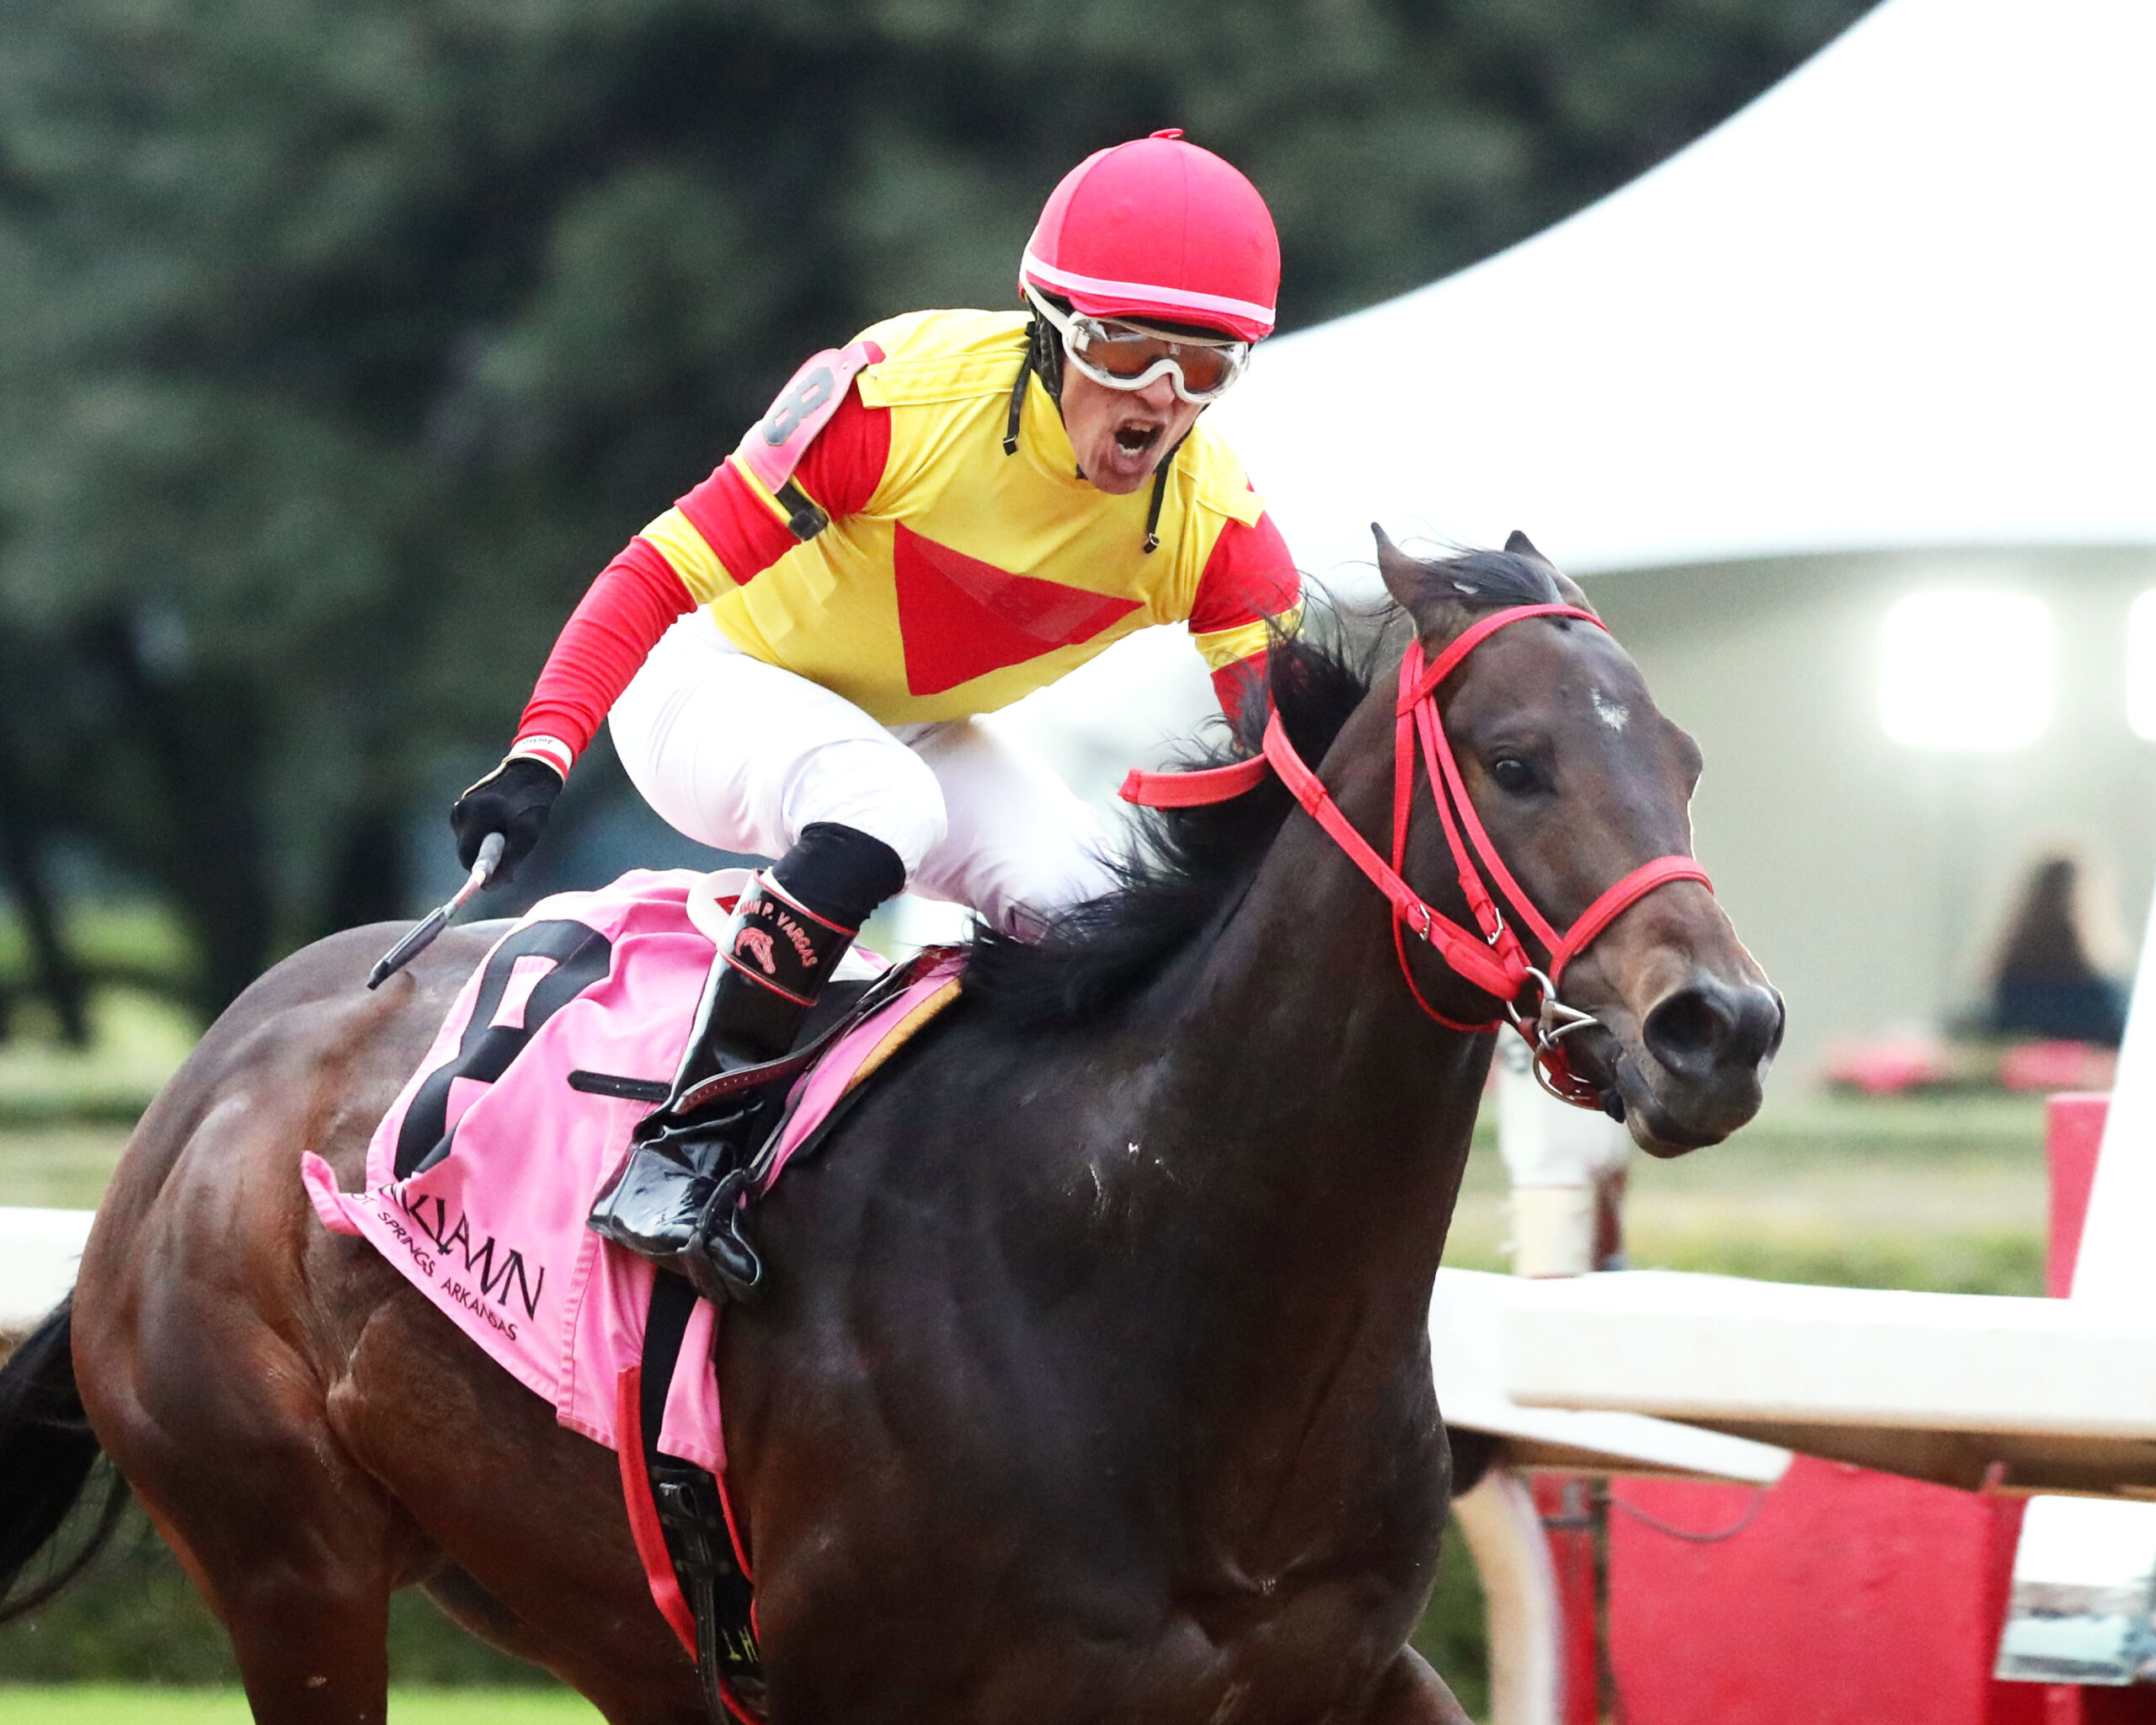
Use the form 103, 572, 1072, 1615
1047, 290, 1246, 358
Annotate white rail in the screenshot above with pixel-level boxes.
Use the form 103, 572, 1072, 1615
1436, 1266, 2156, 1497
0, 1205, 94, 1337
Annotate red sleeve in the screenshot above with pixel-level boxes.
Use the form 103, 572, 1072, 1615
511, 539, 696, 770
509, 384, 894, 773
674, 388, 892, 589
1189, 510, 1300, 717
1209, 654, 1271, 728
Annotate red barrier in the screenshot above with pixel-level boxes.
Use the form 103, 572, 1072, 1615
1588, 1092, 2156, 1724
2047, 1093, 2105, 1299
1604, 1460, 2035, 1723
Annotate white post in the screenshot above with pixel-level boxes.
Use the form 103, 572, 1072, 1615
1452, 1047, 1626, 1724
1497, 1038, 1631, 1276
1450, 1469, 1565, 1725
1999, 874, 2156, 1685
2068, 875, 2156, 1303
0, 1206, 95, 1340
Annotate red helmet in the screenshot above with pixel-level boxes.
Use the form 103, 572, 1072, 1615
1021, 131, 1280, 344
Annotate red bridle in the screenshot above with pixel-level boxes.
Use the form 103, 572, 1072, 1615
1121, 604, 1712, 1108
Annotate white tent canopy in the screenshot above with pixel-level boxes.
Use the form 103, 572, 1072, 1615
1209, 0, 2156, 589
979, 0, 2156, 846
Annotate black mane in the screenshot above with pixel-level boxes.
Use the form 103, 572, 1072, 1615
961, 548, 1566, 1028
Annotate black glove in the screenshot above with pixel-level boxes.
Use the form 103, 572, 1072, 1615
451, 755, 563, 887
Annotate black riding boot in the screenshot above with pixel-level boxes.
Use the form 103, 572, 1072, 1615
589, 824, 905, 1300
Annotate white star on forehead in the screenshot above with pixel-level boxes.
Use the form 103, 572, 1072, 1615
1591, 688, 1630, 732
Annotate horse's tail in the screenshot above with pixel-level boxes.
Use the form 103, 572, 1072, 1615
0, 1295, 130, 1622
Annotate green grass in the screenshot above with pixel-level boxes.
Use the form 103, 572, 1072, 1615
1413, 1531, 1491, 1720
0, 1690, 601, 1722
0, 1124, 141, 1210
0, 986, 194, 1205
1444, 1087, 2051, 1295
0, 989, 196, 1131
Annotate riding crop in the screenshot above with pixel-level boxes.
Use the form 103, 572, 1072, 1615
366, 831, 505, 990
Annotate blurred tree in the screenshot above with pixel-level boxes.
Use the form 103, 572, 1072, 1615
0, 0, 1873, 1017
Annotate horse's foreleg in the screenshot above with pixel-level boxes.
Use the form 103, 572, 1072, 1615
330, 1289, 707, 1723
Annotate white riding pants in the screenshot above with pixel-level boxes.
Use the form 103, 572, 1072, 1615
609, 611, 1117, 937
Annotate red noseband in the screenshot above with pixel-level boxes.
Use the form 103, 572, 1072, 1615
1121, 604, 1712, 1108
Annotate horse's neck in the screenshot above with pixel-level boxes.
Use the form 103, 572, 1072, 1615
1085, 734, 1490, 1546
1142, 732, 1492, 1343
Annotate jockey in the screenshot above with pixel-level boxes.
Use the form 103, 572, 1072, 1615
450, 131, 1300, 1284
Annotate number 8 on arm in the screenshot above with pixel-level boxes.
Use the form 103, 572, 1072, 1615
734, 342, 883, 541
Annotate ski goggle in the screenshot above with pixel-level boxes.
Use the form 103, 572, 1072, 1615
1026, 287, 1251, 404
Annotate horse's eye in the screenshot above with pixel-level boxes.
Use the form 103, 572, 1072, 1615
1490, 756, 1538, 794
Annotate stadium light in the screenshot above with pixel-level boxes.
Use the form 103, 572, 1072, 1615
1879, 592, 2051, 750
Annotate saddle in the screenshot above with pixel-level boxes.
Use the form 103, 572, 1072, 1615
307, 868, 966, 1725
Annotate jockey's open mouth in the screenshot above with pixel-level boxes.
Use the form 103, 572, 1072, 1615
1104, 416, 1167, 478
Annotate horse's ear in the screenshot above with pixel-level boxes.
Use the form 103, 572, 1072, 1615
1504, 528, 1598, 615
1374, 524, 1450, 633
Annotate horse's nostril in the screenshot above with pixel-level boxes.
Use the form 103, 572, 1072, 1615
1643, 987, 1732, 1076
1645, 980, 1783, 1076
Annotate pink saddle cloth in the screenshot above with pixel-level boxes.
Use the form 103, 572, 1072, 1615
302, 868, 963, 1478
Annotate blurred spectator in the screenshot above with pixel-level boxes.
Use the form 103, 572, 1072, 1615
1987, 855, 2127, 1047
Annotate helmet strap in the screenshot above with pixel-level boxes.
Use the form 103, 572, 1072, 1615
1031, 312, 1066, 403
1143, 433, 1187, 554
1001, 315, 1066, 458
1006, 312, 1180, 555
1001, 344, 1028, 457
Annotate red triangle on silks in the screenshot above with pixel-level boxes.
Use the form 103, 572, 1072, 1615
893, 522, 1143, 697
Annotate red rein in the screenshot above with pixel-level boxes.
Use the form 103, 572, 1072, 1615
1120, 604, 1711, 1108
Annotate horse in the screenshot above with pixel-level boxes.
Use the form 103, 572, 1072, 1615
0, 531, 1781, 1724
